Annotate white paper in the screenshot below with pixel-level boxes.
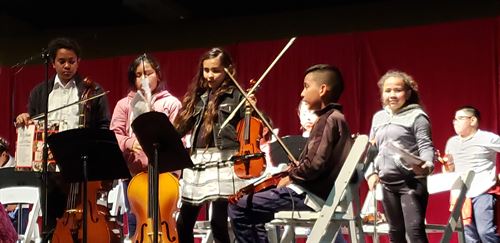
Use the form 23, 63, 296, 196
141, 77, 152, 104
130, 91, 151, 122
427, 172, 461, 194
15, 125, 35, 168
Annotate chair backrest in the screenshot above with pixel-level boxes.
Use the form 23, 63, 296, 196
307, 134, 369, 243
0, 186, 41, 243
108, 180, 127, 216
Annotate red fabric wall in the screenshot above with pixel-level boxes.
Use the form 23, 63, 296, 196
2, 17, 500, 242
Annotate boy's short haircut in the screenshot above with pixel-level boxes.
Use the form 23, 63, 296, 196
457, 105, 481, 122
305, 64, 344, 102
48, 37, 81, 63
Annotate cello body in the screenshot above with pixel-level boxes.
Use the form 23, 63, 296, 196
51, 181, 120, 243
51, 77, 120, 242
128, 172, 179, 243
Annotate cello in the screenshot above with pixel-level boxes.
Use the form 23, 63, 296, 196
51, 181, 120, 243
127, 170, 179, 243
233, 79, 266, 179
126, 57, 180, 243
52, 77, 120, 243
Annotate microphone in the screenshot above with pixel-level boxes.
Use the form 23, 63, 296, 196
41, 48, 50, 60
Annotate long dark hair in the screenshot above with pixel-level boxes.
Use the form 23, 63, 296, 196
174, 47, 236, 141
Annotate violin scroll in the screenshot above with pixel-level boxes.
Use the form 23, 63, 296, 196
78, 77, 98, 128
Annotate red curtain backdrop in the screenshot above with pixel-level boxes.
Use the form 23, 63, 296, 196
1, 17, 500, 242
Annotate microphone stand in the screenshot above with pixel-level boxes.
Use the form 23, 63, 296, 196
40, 49, 50, 243
11, 51, 47, 131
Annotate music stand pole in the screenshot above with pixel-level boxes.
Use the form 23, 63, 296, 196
41, 49, 50, 243
153, 143, 159, 243
82, 155, 88, 243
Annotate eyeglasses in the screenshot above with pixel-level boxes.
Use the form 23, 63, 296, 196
453, 116, 472, 122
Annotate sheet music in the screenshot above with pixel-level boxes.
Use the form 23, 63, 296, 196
130, 91, 151, 122
15, 125, 35, 168
385, 141, 425, 169
427, 172, 461, 194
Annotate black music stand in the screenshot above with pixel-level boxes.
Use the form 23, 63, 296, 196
131, 111, 193, 243
47, 128, 130, 243
0, 168, 42, 188
270, 135, 307, 164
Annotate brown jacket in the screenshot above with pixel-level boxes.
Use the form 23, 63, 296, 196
289, 103, 353, 201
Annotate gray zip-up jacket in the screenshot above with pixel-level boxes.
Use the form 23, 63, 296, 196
365, 104, 435, 184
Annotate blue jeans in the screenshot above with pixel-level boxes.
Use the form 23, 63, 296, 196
123, 180, 136, 237
228, 187, 346, 243
8, 206, 29, 234
465, 193, 500, 243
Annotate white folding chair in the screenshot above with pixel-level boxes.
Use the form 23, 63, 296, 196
107, 180, 127, 217
269, 134, 369, 243
0, 186, 41, 243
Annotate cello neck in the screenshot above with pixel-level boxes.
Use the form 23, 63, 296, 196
147, 145, 162, 242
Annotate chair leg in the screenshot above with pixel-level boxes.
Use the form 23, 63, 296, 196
203, 230, 213, 243
280, 225, 295, 243
266, 224, 279, 243
457, 217, 465, 243
319, 221, 341, 243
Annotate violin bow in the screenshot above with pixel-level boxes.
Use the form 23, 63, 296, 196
31, 91, 110, 120
219, 37, 296, 132
224, 68, 298, 163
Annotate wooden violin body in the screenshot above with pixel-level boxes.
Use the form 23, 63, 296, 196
233, 116, 266, 179
128, 172, 179, 243
229, 171, 288, 204
51, 181, 120, 243
233, 79, 266, 179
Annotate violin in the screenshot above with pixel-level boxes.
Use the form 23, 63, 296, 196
229, 171, 288, 204
78, 77, 95, 128
233, 79, 266, 179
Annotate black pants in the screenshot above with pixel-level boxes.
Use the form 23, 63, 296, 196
44, 173, 68, 235
176, 199, 230, 243
382, 178, 429, 243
